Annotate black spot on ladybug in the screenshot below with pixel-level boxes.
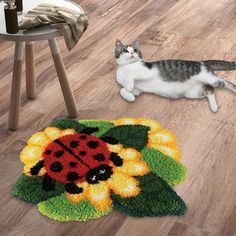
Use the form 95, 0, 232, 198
65, 183, 83, 194
44, 150, 52, 155
54, 150, 64, 158
110, 152, 123, 166
80, 135, 87, 140
69, 161, 77, 167
87, 141, 99, 149
93, 153, 105, 161
67, 172, 80, 181
86, 164, 113, 184
79, 151, 86, 156
50, 162, 63, 172
70, 140, 79, 148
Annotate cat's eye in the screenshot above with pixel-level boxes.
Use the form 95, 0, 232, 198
134, 49, 138, 53
123, 49, 129, 53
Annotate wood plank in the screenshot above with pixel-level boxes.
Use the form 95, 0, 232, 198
0, 0, 236, 235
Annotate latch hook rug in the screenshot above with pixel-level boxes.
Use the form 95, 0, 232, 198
12, 118, 187, 221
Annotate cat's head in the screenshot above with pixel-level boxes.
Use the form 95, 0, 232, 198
115, 39, 142, 65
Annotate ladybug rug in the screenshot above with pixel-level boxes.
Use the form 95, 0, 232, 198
12, 118, 187, 221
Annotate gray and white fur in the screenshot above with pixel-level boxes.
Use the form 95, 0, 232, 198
115, 39, 236, 112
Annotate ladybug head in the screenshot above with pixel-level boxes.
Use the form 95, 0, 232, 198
86, 164, 113, 184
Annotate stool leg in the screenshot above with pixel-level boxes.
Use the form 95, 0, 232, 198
25, 41, 36, 99
48, 38, 78, 118
8, 41, 24, 131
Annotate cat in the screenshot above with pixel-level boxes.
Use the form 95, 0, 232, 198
115, 39, 236, 112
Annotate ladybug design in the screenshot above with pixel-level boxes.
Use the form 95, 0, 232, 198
29, 128, 123, 194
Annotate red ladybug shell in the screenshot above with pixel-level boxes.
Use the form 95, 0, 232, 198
43, 133, 111, 184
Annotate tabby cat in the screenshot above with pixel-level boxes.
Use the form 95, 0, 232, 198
115, 39, 236, 112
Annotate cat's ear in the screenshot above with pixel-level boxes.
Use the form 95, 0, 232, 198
133, 41, 139, 49
116, 39, 123, 47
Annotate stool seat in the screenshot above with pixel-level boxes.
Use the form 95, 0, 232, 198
0, 0, 83, 41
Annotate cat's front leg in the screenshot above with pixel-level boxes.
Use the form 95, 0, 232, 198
132, 88, 141, 96
120, 88, 136, 102
124, 77, 134, 92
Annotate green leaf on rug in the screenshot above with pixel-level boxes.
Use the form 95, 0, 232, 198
38, 194, 112, 221
102, 125, 150, 151
79, 120, 115, 137
50, 119, 86, 133
12, 174, 65, 204
112, 173, 186, 217
142, 148, 187, 186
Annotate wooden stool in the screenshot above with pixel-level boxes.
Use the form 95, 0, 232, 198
0, 0, 84, 130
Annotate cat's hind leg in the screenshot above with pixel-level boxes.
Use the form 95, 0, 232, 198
184, 83, 206, 99
223, 80, 236, 93
204, 85, 218, 112
120, 88, 136, 102
211, 76, 236, 93
185, 83, 218, 112
200, 73, 236, 93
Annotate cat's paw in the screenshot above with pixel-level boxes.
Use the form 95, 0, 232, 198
207, 94, 218, 113
126, 84, 134, 92
210, 103, 218, 113
120, 88, 136, 102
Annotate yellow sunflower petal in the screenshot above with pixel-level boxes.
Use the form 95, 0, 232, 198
137, 118, 162, 131
23, 162, 46, 176
79, 182, 89, 189
27, 132, 50, 147
148, 129, 176, 145
39, 167, 46, 176
148, 144, 181, 161
115, 159, 149, 176
60, 128, 76, 136
20, 146, 43, 164
66, 192, 85, 203
85, 182, 112, 211
107, 144, 123, 153
118, 147, 141, 160
107, 172, 140, 197
44, 127, 61, 141
113, 118, 137, 126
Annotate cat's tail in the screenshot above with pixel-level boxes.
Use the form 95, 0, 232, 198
203, 60, 236, 71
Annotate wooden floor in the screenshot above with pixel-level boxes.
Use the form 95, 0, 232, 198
0, 0, 236, 235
